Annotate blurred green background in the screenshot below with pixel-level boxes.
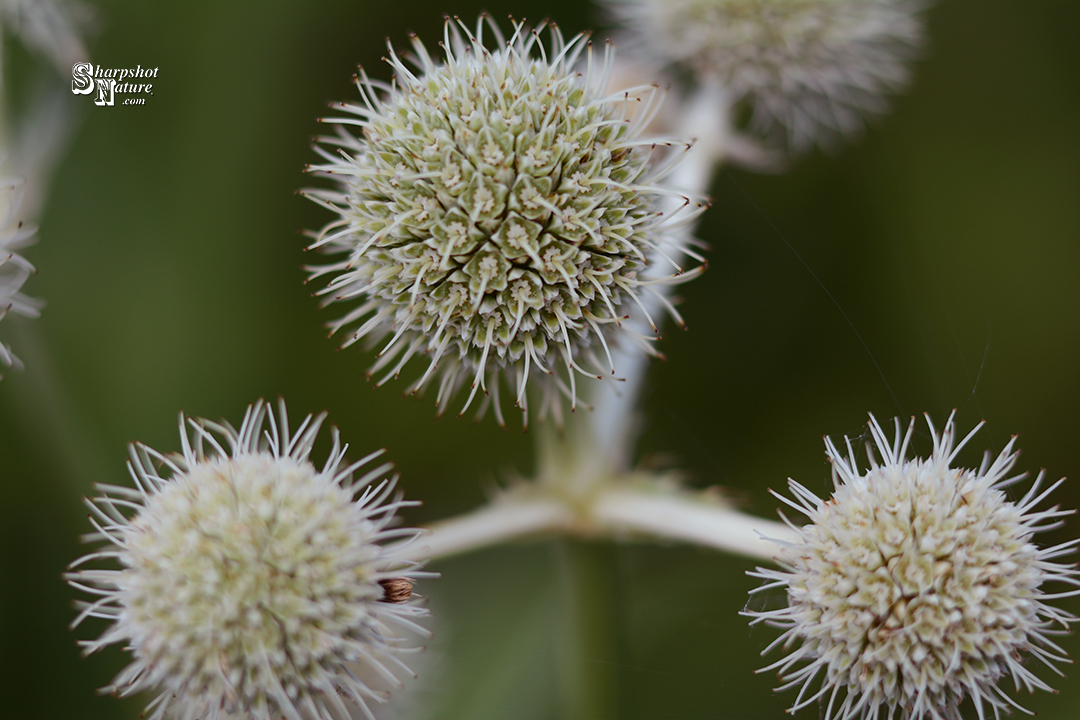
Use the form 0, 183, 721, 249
1, 0, 1078, 718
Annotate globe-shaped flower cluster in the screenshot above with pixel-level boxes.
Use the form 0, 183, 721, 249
67, 400, 429, 720
606, 0, 926, 150
304, 17, 703, 426
747, 413, 1079, 720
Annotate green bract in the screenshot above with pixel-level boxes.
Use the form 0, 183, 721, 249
305, 17, 703, 426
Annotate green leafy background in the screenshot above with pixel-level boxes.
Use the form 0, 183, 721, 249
1, 1, 1078, 718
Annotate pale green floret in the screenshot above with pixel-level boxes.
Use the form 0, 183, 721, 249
67, 400, 429, 720
305, 17, 703, 426
605, 0, 925, 149
747, 413, 1080, 720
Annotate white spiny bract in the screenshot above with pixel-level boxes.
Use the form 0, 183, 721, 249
304, 16, 704, 427
605, 0, 925, 150
0, 173, 42, 371
67, 400, 430, 720
746, 413, 1080, 720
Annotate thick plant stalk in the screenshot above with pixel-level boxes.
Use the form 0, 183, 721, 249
582, 77, 729, 479
553, 540, 618, 720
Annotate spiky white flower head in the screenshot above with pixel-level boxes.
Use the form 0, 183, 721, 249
746, 412, 1080, 720
303, 15, 705, 427
67, 399, 431, 720
604, 0, 926, 150
0, 173, 42, 371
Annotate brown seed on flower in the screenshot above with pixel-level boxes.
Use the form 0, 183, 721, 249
379, 577, 414, 603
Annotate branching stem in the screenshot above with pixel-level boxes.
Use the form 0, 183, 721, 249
398, 485, 798, 564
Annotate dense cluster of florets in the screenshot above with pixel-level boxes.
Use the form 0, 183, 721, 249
747, 413, 1079, 720
606, 0, 925, 149
305, 17, 703, 426
67, 400, 430, 720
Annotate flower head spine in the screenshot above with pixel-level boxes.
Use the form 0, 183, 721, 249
0, 173, 42, 372
746, 412, 1080, 720
303, 15, 706, 427
67, 399, 431, 720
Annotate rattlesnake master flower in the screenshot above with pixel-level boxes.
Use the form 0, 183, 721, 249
304, 16, 704, 427
0, 174, 42, 371
746, 413, 1080, 720
605, 0, 925, 150
67, 400, 430, 720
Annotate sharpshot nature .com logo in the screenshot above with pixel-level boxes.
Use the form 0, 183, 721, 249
72, 62, 158, 106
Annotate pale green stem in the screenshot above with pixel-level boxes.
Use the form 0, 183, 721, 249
553, 540, 618, 720
396, 494, 574, 563
590, 486, 799, 562
398, 487, 799, 564
577, 76, 733, 480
